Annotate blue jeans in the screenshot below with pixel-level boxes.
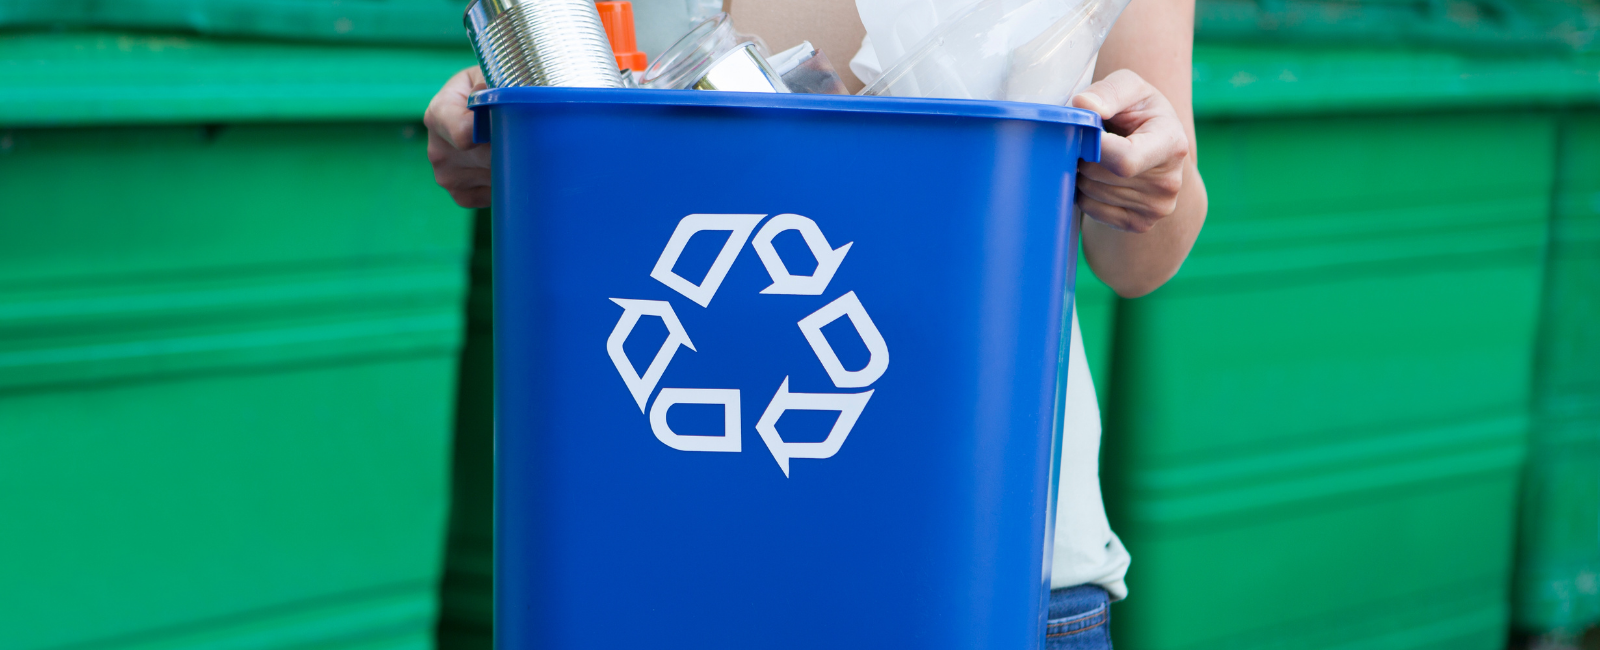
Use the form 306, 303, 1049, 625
1046, 584, 1112, 649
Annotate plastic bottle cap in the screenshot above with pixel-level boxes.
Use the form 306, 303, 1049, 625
595, 1, 648, 72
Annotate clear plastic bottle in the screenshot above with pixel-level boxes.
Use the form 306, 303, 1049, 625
639, 13, 770, 90
629, 0, 694, 60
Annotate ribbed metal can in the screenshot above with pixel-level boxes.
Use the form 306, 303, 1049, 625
465, 0, 624, 89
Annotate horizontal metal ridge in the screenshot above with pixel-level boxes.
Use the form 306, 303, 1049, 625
0, 268, 461, 325
0, 259, 467, 392
0, 32, 476, 127
1191, 44, 1600, 119
1172, 579, 1508, 650
46, 582, 436, 650
1120, 414, 1528, 524
1174, 198, 1549, 284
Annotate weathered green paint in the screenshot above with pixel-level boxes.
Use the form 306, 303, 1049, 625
0, 31, 477, 127
0, 0, 472, 46
0, 122, 472, 650
1192, 43, 1600, 119
1193, 0, 1597, 53
1102, 111, 1553, 649
1513, 110, 1600, 637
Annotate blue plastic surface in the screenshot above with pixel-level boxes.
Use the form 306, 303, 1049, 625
473, 87, 1101, 650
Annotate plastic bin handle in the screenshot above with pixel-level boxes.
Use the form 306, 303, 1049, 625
1078, 125, 1101, 164
472, 104, 491, 145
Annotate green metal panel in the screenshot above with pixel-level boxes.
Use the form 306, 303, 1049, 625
0, 122, 471, 649
1101, 109, 1552, 648
0, 31, 477, 127
1194, 0, 1598, 52
0, 0, 472, 46
1513, 110, 1600, 637
1191, 43, 1600, 119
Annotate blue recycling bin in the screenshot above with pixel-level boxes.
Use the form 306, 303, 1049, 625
471, 87, 1101, 649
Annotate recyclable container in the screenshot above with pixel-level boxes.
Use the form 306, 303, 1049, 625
473, 86, 1101, 649
1098, 37, 1600, 649
438, 228, 1119, 650
1513, 109, 1600, 640
0, 29, 474, 650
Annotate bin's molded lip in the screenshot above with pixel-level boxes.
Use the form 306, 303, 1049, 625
468, 87, 1103, 130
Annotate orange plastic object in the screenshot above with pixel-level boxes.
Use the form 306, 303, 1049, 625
595, 1, 648, 72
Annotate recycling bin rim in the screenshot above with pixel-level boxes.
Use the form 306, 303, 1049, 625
468, 86, 1103, 161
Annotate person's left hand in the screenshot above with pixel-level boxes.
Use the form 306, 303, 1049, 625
425, 66, 492, 208
1070, 69, 1190, 234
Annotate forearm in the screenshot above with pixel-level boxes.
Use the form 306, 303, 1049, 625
1082, 159, 1206, 298
1073, 0, 1203, 298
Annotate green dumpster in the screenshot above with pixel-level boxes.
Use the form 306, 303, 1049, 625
1100, 9, 1600, 646
438, 210, 495, 650
1077, 258, 1118, 414
1513, 106, 1600, 643
0, 0, 469, 45
0, 27, 476, 650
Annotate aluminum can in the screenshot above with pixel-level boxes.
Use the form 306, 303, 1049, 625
465, 0, 624, 88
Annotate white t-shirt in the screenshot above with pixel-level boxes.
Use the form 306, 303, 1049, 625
852, 38, 1131, 600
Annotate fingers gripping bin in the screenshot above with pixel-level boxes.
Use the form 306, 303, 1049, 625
470, 87, 1101, 649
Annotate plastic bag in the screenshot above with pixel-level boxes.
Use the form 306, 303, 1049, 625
856, 0, 1129, 104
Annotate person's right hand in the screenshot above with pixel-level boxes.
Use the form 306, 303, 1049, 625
1070, 69, 1190, 235
425, 66, 491, 208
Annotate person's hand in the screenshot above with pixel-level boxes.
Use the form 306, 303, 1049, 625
1070, 69, 1190, 234
425, 66, 491, 208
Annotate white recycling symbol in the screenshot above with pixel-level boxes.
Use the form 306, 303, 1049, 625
756, 378, 873, 477
606, 298, 695, 411
606, 213, 889, 477
649, 214, 763, 307
751, 213, 852, 295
